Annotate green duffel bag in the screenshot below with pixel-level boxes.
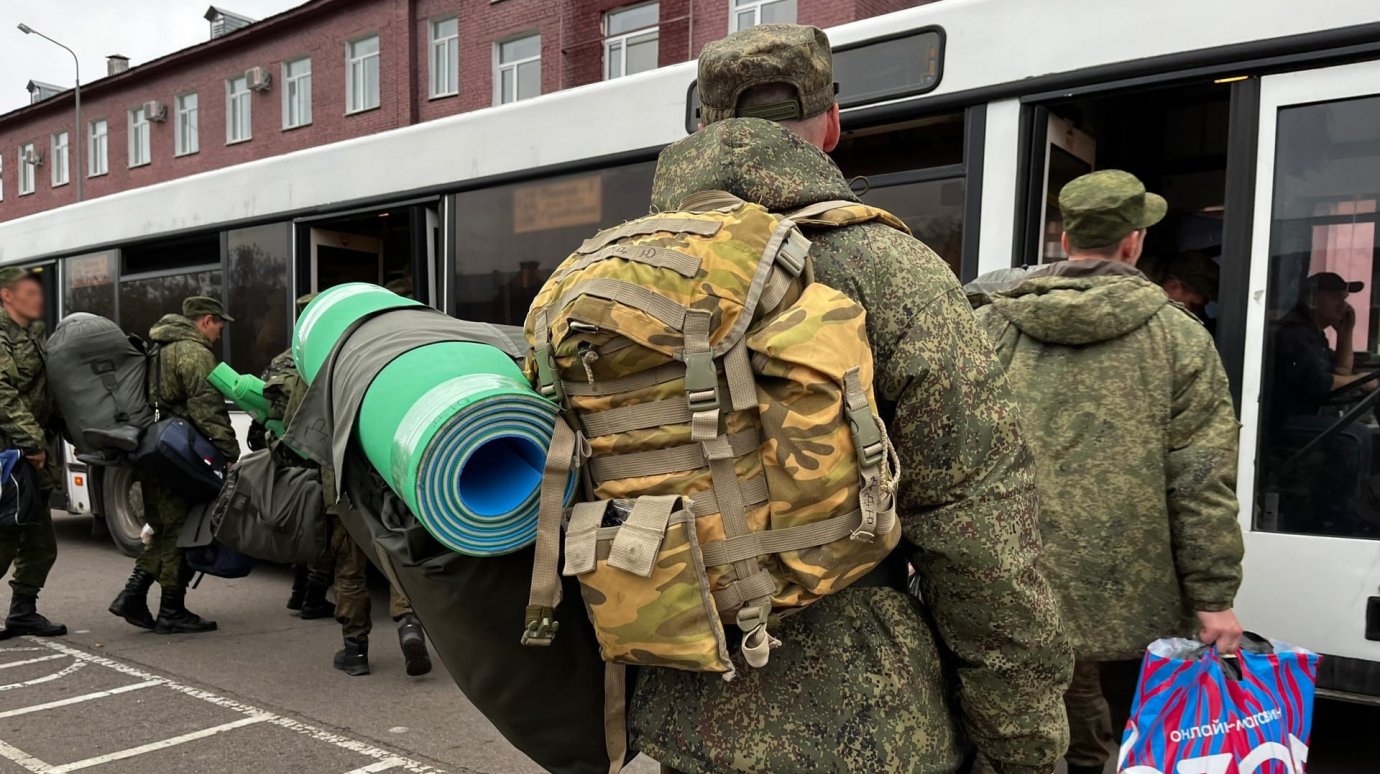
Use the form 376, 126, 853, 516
209, 448, 326, 565
335, 449, 635, 774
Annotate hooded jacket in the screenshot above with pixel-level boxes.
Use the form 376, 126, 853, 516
148, 314, 239, 461
629, 118, 1070, 774
972, 260, 1243, 661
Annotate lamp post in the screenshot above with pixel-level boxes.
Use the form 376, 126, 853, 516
18, 23, 83, 202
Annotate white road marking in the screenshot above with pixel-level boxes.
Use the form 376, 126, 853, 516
0, 646, 43, 653
0, 660, 85, 692
0, 739, 51, 773
0, 654, 65, 670
0, 679, 165, 719
20, 638, 445, 773
48, 715, 270, 773
343, 758, 407, 774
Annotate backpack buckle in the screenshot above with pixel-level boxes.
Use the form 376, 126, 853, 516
534, 346, 565, 405
521, 605, 559, 646
848, 405, 885, 468
683, 350, 720, 413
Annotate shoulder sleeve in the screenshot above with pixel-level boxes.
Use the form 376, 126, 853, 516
0, 337, 46, 451
176, 344, 240, 462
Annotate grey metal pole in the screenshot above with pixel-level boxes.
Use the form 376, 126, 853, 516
18, 24, 84, 202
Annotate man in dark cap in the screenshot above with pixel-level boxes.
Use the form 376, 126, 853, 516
1272, 272, 1372, 420
635, 24, 1071, 774
108, 295, 239, 634
970, 170, 1244, 774
0, 267, 66, 639
1156, 250, 1220, 321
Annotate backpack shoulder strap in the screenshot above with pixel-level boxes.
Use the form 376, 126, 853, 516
784, 200, 912, 236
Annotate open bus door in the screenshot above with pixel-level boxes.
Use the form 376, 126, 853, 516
310, 228, 384, 289
1239, 59, 1380, 700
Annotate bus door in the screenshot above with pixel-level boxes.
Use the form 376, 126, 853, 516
309, 228, 384, 289
1239, 58, 1380, 696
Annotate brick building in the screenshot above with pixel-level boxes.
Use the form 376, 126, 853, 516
0, 0, 921, 223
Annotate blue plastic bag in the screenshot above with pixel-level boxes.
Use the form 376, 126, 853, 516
1118, 636, 1320, 774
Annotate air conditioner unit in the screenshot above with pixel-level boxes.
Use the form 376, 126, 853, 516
22, 148, 43, 166
143, 100, 168, 122
245, 66, 272, 92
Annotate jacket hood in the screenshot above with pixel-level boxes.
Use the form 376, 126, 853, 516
149, 313, 212, 348
651, 118, 859, 212
987, 260, 1168, 345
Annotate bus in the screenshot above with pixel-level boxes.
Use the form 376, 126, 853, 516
1, 0, 1378, 701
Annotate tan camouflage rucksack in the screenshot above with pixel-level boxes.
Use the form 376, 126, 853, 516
522, 191, 906, 678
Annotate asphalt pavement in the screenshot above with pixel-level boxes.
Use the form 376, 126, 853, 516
1, 511, 1375, 773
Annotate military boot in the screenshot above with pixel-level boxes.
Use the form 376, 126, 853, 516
299, 581, 335, 620
154, 587, 218, 635
108, 569, 157, 630
286, 564, 309, 611
2, 592, 67, 638
396, 614, 433, 676
333, 637, 370, 676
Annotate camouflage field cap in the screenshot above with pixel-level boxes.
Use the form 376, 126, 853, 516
295, 292, 318, 316
1059, 170, 1168, 249
698, 24, 837, 124
183, 295, 235, 322
1161, 250, 1220, 301
0, 267, 34, 286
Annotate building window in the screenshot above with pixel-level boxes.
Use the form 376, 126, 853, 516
605, 3, 660, 80
50, 131, 69, 187
89, 119, 108, 177
429, 17, 460, 98
175, 93, 199, 156
730, 0, 796, 32
283, 57, 312, 128
347, 36, 381, 114
128, 107, 151, 166
18, 144, 35, 195
496, 34, 541, 105
0, 157, 5, 202
226, 75, 252, 143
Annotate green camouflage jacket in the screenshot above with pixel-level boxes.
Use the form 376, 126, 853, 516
249, 349, 305, 452
148, 314, 239, 462
0, 307, 52, 455
630, 118, 1071, 774
971, 260, 1243, 661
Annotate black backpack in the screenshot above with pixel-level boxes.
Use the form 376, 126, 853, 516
206, 448, 325, 564
0, 451, 45, 529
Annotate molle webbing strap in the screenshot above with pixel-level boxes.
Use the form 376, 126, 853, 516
580, 397, 693, 437
682, 309, 720, 442
722, 339, 758, 413
561, 501, 610, 577
710, 569, 776, 612
553, 245, 703, 283
577, 218, 723, 255
757, 268, 795, 317
553, 279, 689, 331
588, 428, 760, 482
603, 663, 628, 774
702, 431, 772, 623
698, 507, 867, 566
686, 474, 768, 517
606, 495, 680, 577
522, 417, 578, 646
561, 362, 685, 397
678, 190, 747, 213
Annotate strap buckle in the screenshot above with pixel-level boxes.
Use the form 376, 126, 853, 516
848, 405, 885, 468
683, 349, 720, 413
774, 229, 811, 277
521, 605, 560, 646
534, 346, 566, 404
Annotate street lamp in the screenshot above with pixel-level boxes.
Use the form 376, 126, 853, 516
18, 23, 83, 202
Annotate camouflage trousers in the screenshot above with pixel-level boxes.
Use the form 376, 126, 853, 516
134, 482, 191, 590
330, 514, 413, 640
0, 504, 57, 596
1064, 659, 1115, 769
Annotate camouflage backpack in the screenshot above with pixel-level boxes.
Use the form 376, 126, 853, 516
522, 191, 906, 679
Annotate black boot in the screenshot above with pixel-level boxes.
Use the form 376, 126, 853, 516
299, 582, 335, 620
108, 569, 157, 630
154, 587, 218, 635
286, 564, 309, 611
333, 637, 370, 676
3, 592, 67, 637
396, 614, 432, 676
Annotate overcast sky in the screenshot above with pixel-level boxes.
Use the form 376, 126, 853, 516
2, 0, 303, 115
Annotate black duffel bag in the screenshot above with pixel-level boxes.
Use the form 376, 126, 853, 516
0, 451, 46, 529
208, 448, 325, 564
130, 417, 228, 501
178, 502, 256, 579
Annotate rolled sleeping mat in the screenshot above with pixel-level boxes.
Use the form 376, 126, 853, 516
207, 363, 281, 435
293, 283, 573, 556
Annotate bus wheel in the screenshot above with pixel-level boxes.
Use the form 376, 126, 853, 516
101, 466, 145, 558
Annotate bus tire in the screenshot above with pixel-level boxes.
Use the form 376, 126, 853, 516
101, 465, 145, 558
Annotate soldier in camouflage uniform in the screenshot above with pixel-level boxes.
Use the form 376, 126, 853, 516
970, 170, 1245, 774
0, 267, 66, 639
109, 296, 240, 635
631, 25, 1072, 774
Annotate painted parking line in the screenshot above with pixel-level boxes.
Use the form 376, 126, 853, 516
0, 654, 65, 670
0, 679, 165, 719
0, 637, 445, 774
0, 660, 85, 693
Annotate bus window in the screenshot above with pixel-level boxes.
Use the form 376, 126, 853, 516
1257, 94, 1380, 540
63, 251, 116, 321
119, 233, 222, 344
227, 223, 291, 377
452, 161, 656, 326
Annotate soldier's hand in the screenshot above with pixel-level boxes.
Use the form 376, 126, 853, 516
25, 450, 46, 471
1196, 609, 1244, 654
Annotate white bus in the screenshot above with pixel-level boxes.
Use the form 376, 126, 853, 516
2, 0, 1379, 701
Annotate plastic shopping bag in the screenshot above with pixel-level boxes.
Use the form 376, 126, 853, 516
1117, 635, 1320, 774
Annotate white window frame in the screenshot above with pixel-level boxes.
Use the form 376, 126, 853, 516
494, 33, 541, 106
226, 75, 252, 144
18, 143, 35, 195
1, 156, 5, 202
282, 56, 313, 129
604, 3, 660, 81
88, 119, 108, 177
346, 35, 381, 114
128, 107, 151, 168
429, 17, 460, 98
175, 92, 199, 156
729, 0, 796, 32
50, 131, 69, 187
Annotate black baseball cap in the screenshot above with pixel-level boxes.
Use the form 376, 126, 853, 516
1306, 272, 1364, 294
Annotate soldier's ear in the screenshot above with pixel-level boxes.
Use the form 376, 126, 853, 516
822, 103, 842, 153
